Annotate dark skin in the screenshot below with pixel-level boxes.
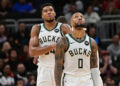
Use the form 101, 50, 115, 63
29, 6, 71, 57
55, 12, 98, 86
55, 37, 68, 86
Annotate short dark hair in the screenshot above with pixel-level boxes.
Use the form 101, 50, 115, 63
57, 16, 68, 24
40, 3, 55, 14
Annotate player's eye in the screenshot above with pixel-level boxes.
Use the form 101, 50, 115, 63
49, 8, 53, 11
43, 10, 47, 13
80, 15, 84, 18
74, 16, 78, 18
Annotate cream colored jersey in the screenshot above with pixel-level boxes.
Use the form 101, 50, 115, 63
37, 22, 63, 68
64, 34, 92, 77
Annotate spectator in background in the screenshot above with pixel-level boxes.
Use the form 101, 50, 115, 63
16, 78, 25, 86
25, 73, 36, 86
0, 63, 15, 86
0, 0, 12, 16
57, 16, 68, 24
63, 0, 84, 24
118, 32, 120, 43
92, 0, 102, 16
14, 22, 29, 46
0, 58, 4, 77
8, 49, 19, 72
21, 45, 37, 71
63, 0, 84, 14
0, 42, 11, 62
107, 34, 120, 85
57, 16, 71, 30
84, 5, 100, 24
29, 0, 54, 9
0, 24, 7, 44
103, 77, 115, 86
100, 53, 118, 79
8, 34, 21, 50
104, 1, 120, 15
107, 34, 120, 63
102, 0, 119, 11
100, 54, 109, 76
14, 63, 28, 84
88, 26, 101, 47
12, 0, 35, 13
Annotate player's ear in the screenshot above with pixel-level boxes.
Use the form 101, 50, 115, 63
70, 17, 73, 26
54, 12, 56, 17
41, 13, 44, 19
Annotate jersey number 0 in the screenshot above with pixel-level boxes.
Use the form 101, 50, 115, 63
78, 59, 83, 68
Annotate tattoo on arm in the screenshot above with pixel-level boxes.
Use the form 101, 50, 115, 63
55, 37, 68, 86
90, 38, 98, 68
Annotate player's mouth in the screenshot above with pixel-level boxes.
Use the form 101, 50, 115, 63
47, 15, 52, 18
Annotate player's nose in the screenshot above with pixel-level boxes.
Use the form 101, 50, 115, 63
78, 17, 82, 20
47, 10, 51, 14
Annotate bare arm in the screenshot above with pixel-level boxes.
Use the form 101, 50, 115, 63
61, 24, 71, 35
29, 25, 56, 57
90, 38, 103, 86
55, 37, 68, 86
90, 38, 98, 68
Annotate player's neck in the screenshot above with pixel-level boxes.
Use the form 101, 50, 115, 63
71, 28, 86, 39
44, 20, 57, 30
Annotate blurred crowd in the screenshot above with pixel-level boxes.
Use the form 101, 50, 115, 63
0, 22, 37, 86
0, 0, 120, 86
0, 0, 120, 19
88, 26, 120, 86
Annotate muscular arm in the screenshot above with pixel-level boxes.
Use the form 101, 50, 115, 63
90, 38, 103, 86
55, 37, 68, 86
90, 38, 98, 68
61, 24, 71, 35
29, 25, 56, 57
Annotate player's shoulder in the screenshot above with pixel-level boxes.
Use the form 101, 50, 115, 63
30, 24, 41, 35
32, 24, 39, 29
32, 24, 42, 31
89, 37, 98, 48
57, 36, 69, 51
90, 37, 96, 43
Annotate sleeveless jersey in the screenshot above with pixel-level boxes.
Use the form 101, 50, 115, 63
38, 22, 63, 68
63, 34, 92, 77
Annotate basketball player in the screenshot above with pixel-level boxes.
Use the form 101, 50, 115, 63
55, 12, 103, 86
29, 3, 71, 86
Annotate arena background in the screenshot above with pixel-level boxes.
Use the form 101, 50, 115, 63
0, 0, 120, 86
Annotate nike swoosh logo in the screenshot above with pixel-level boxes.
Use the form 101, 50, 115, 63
70, 42, 75, 44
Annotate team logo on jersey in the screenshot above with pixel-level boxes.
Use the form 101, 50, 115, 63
84, 41, 89, 46
54, 29, 59, 33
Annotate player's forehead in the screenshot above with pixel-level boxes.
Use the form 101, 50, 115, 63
42, 6, 54, 11
72, 12, 84, 18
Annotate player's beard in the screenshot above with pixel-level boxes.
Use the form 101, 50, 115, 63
45, 19, 55, 23
75, 24, 86, 28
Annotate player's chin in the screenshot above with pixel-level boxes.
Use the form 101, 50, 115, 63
46, 19, 54, 23
47, 16, 54, 19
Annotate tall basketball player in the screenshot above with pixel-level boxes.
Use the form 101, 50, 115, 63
29, 3, 71, 86
55, 12, 103, 86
